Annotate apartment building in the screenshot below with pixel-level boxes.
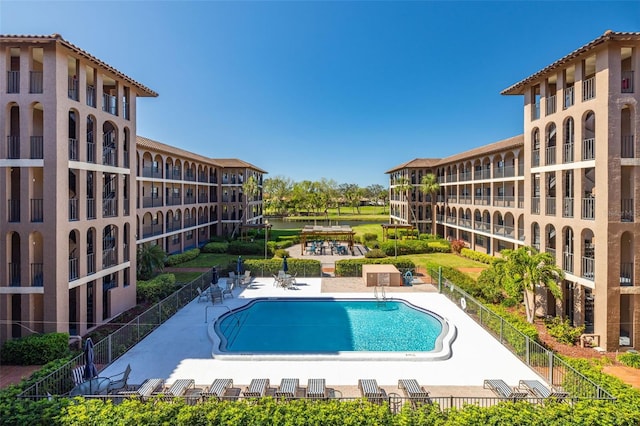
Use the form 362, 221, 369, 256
0, 35, 265, 343
388, 31, 640, 351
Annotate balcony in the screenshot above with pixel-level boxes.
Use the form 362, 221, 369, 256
473, 196, 490, 206
620, 262, 633, 286
184, 196, 195, 205
445, 216, 457, 225
102, 248, 117, 268
447, 174, 458, 183
493, 224, 515, 238
167, 221, 181, 232
31, 263, 43, 286
546, 94, 556, 115
622, 70, 634, 93
582, 197, 595, 220
7, 136, 20, 159
563, 142, 574, 163
185, 171, 196, 182
582, 256, 595, 281
87, 198, 96, 219
582, 138, 595, 160
31, 136, 43, 159
170, 169, 182, 180
69, 198, 78, 221
30, 198, 43, 222
166, 195, 181, 206
69, 138, 78, 160
621, 198, 634, 222
142, 166, 162, 178
474, 220, 490, 232
493, 196, 514, 208
29, 71, 43, 93
7, 71, 19, 93
184, 218, 196, 228
123, 198, 130, 216
564, 86, 574, 109
518, 196, 524, 209
545, 147, 556, 165
532, 149, 540, 167
86, 85, 96, 107
8, 199, 20, 222
123, 100, 129, 120
103, 147, 117, 166
621, 135, 635, 158
545, 197, 556, 216
198, 193, 208, 203
582, 76, 595, 101
474, 170, 491, 180
87, 253, 95, 275
103, 198, 117, 217
68, 77, 78, 100
533, 100, 540, 120
562, 197, 574, 218
69, 257, 79, 281
447, 196, 457, 204
124, 244, 129, 262
102, 93, 117, 115
460, 172, 472, 181
142, 224, 163, 238
8, 263, 20, 286
531, 197, 540, 214
562, 252, 574, 274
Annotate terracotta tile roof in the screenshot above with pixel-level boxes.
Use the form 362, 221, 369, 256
385, 158, 440, 173
0, 34, 157, 97
136, 136, 267, 173
501, 30, 640, 95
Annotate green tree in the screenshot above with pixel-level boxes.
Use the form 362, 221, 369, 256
419, 173, 440, 236
263, 176, 292, 216
394, 176, 417, 230
494, 246, 564, 323
136, 243, 166, 280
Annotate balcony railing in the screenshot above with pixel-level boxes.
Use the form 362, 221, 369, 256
166, 195, 182, 206
518, 196, 524, 209
474, 221, 490, 232
7, 70, 19, 93
582, 138, 595, 160
531, 149, 540, 167
533, 100, 540, 120
142, 166, 162, 178
102, 93, 117, 115
124, 244, 129, 262
621, 198, 634, 222
563, 142, 574, 163
87, 253, 95, 275
621, 70, 634, 93
184, 196, 195, 205
620, 262, 633, 287
447, 174, 458, 183
564, 86, 574, 109
546, 94, 556, 115
30, 198, 43, 222
445, 216, 457, 225
545, 147, 556, 165
493, 224, 515, 238
9, 262, 20, 286
8, 199, 20, 222
87, 141, 95, 163
473, 196, 490, 206
563, 197, 574, 218
68, 77, 79, 100
103, 198, 117, 217
460, 172, 472, 181
493, 196, 514, 207
103, 147, 117, 166
86, 85, 96, 107
198, 193, 209, 203
29, 71, 43, 93
582, 256, 595, 281
532, 197, 540, 214
69, 198, 78, 221
31, 263, 43, 286
102, 248, 117, 268
143, 196, 163, 208
143, 224, 163, 238
123, 100, 129, 120
87, 198, 96, 219
7, 135, 20, 159
621, 135, 635, 158
123, 198, 130, 216
69, 138, 78, 160
562, 252, 574, 274
31, 136, 43, 159
69, 257, 79, 281
582, 76, 595, 101
545, 197, 556, 216
582, 197, 595, 220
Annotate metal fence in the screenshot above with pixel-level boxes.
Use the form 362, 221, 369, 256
428, 266, 614, 400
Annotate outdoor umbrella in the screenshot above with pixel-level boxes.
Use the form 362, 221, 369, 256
237, 256, 244, 275
282, 256, 288, 273
83, 337, 98, 381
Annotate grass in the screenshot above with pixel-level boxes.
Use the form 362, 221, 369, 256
287, 205, 388, 222
170, 253, 264, 269
172, 271, 204, 283
408, 253, 488, 280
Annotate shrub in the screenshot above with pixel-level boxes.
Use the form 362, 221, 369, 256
0, 332, 69, 365
165, 248, 200, 266
335, 258, 415, 277
243, 258, 322, 277
475, 268, 506, 304
618, 352, 640, 369
362, 233, 378, 242
364, 249, 387, 259
544, 316, 585, 345
451, 239, 466, 254
228, 240, 263, 255
136, 273, 177, 303
274, 249, 290, 258
460, 247, 494, 264
201, 241, 228, 253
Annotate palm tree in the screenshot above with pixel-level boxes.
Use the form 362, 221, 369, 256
419, 173, 440, 236
136, 243, 166, 280
395, 176, 417, 231
495, 246, 564, 323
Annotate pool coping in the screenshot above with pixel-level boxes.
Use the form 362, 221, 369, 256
208, 296, 457, 361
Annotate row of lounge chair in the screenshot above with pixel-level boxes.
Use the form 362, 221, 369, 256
483, 379, 569, 401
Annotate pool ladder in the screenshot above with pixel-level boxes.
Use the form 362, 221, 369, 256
374, 285, 387, 304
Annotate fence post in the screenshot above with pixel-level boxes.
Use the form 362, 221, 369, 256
500, 317, 504, 343
108, 334, 112, 363
525, 336, 530, 364
438, 266, 442, 293
137, 316, 140, 342
548, 350, 554, 384
479, 307, 483, 325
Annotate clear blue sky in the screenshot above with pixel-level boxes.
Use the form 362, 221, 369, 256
2, 1, 639, 186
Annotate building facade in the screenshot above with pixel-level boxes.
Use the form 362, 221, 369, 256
0, 35, 265, 343
388, 31, 640, 351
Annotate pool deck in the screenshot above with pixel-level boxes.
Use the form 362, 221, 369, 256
100, 277, 543, 398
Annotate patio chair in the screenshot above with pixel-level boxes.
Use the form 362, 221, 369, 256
398, 379, 431, 406
71, 365, 86, 386
118, 378, 164, 399
197, 287, 209, 303
358, 379, 387, 404
203, 378, 234, 400
275, 378, 299, 399
240, 270, 252, 287
272, 274, 282, 287
306, 378, 326, 399
483, 379, 529, 400
222, 280, 234, 299
107, 363, 131, 393
210, 286, 223, 303
518, 379, 569, 400
243, 378, 269, 398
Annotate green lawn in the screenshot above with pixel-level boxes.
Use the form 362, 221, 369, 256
408, 253, 488, 280
171, 253, 264, 269
171, 271, 205, 283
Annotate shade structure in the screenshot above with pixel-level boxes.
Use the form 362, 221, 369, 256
282, 256, 288, 273
83, 337, 98, 380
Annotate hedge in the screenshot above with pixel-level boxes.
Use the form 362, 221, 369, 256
335, 258, 416, 277
243, 258, 322, 277
460, 247, 494, 264
201, 241, 229, 253
379, 240, 450, 256
136, 273, 177, 303
165, 248, 200, 266
228, 241, 264, 255
0, 332, 69, 365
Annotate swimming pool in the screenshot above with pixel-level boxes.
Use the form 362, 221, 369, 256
211, 298, 456, 361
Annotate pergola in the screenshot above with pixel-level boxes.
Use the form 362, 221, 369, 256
299, 225, 356, 255
381, 223, 415, 241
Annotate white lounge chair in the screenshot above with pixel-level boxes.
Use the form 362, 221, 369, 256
275, 378, 299, 399
203, 378, 233, 400
358, 379, 386, 404
306, 378, 326, 399
398, 379, 431, 406
243, 378, 269, 398
518, 379, 569, 400
483, 379, 529, 400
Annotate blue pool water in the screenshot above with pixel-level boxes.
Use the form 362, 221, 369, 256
215, 299, 444, 353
